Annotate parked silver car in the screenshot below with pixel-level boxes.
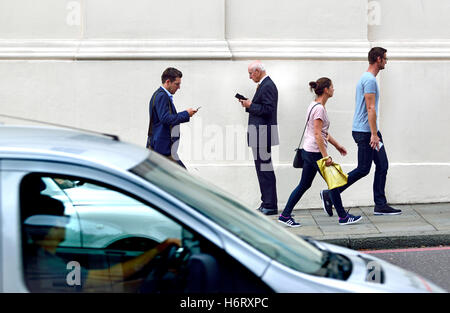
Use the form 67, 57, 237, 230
40, 177, 182, 248
0, 125, 445, 292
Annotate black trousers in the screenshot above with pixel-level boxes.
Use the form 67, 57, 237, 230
282, 150, 347, 218
252, 146, 278, 210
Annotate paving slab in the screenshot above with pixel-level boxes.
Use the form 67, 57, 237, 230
311, 208, 379, 236
361, 205, 437, 233
268, 210, 323, 237
269, 202, 450, 250
414, 203, 450, 231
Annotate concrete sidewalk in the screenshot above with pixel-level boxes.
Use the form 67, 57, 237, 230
269, 203, 450, 250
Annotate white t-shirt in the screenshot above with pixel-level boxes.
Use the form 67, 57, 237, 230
302, 102, 329, 153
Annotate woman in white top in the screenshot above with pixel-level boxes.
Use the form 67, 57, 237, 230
278, 77, 362, 227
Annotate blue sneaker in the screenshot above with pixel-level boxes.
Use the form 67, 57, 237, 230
339, 214, 362, 226
320, 190, 333, 217
278, 215, 301, 228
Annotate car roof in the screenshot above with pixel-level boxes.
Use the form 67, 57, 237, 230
0, 125, 149, 170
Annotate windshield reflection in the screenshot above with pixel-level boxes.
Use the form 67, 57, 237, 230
130, 152, 324, 275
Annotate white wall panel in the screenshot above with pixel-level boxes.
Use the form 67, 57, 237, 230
0, 0, 81, 39
84, 0, 225, 39
0, 0, 449, 208
368, 0, 450, 41
226, 0, 367, 40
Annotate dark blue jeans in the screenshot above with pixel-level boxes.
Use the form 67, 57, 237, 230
282, 150, 347, 218
335, 131, 388, 206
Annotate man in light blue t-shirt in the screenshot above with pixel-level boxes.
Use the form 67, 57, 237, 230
353, 71, 379, 133
320, 47, 402, 217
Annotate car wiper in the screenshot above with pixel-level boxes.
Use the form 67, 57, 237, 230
300, 235, 321, 250
317, 251, 352, 280
300, 236, 352, 280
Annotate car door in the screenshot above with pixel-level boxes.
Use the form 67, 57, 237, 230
1, 159, 270, 293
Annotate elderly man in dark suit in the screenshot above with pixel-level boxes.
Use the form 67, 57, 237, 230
146, 67, 197, 168
239, 61, 279, 215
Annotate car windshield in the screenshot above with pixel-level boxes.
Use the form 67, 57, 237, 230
130, 153, 324, 275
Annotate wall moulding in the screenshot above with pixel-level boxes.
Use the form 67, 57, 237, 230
0, 40, 232, 60
1, 39, 450, 61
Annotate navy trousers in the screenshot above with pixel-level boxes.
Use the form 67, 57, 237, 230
146, 137, 186, 169
252, 146, 278, 210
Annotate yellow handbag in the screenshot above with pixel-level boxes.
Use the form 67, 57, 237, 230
316, 156, 348, 190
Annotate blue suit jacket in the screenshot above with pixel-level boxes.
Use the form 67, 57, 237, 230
147, 87, 190, 156
246, 76, 279, 148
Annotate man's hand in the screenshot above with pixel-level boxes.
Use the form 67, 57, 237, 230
186, 108, 198, 117
325, 156, 333, 167
370, 134, 380, 150
239, 99, 252, 108
157, 238, 182, 253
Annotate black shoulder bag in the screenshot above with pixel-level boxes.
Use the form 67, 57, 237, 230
293, 103, 321, 168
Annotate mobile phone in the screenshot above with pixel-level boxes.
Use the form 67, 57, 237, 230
235, 93, 248, 100
378, 142, 383, 150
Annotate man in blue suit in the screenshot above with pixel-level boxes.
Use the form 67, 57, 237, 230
146, 67, 197, 168
239, 61, 279, 215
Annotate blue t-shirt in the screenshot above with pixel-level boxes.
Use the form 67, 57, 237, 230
352, 72, 379, 132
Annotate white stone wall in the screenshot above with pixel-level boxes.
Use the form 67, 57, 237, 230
0, 0, 449, 209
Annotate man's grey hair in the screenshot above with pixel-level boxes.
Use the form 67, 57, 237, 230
249, 61, 266, 72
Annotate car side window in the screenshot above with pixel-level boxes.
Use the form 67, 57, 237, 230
20, 174, 184, 293
21, 174, 271, 293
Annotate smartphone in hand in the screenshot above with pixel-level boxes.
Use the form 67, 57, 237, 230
378, 141, 383, 150
235, 93, 248, 100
